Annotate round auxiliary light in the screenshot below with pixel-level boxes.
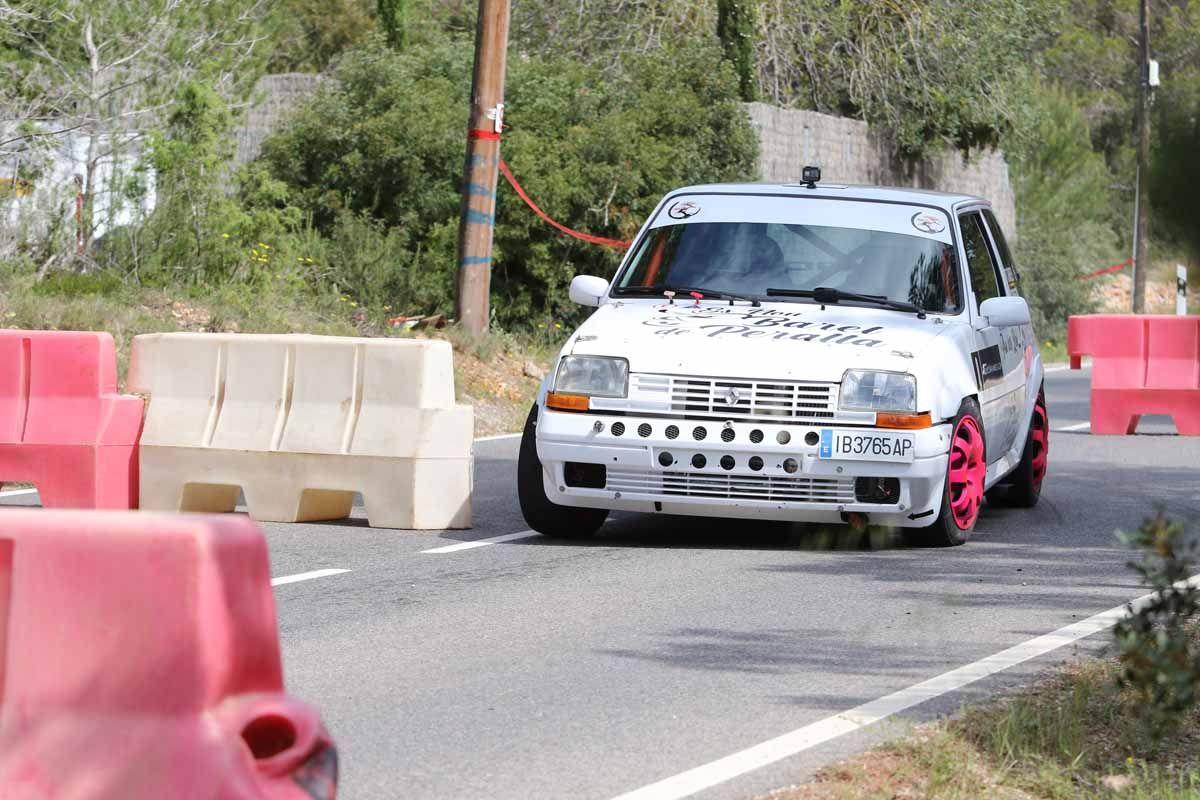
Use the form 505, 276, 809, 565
658, 451, 674, 467
776, 430, 791, 445
805, 431, 820, 446
748, 456, 764, 471
691, 454, 707, 469
782, 458, 799, 474
720, 455, 736, 471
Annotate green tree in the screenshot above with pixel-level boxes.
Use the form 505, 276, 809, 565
1004, 82, 1117, 340
267, 0, 378, 72
377, 0, 408, 49
717, 0, 756, 102
0, 0, 272, 264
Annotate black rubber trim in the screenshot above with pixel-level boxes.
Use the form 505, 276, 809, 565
908, 508, 936, 520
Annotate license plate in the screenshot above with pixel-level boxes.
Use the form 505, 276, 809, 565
819, 429, 915, 463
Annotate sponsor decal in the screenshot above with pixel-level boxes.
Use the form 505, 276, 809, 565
910, 212, 946, 234
667, 201, 701, 219
641, 305, 890, 348
972, 344, 1004, 390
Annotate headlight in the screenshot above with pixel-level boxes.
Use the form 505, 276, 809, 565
839, 370, 916, 412
553, 356, 629, 398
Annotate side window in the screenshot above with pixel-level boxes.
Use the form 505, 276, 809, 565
982, 209, 1020, 293
959, 211, 1001, 308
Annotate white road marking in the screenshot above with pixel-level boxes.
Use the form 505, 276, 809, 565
474, 432, 522, 442
1054, 421, 1091, 432
270, 569, 351, 586
0, 488, 38, 499
1044, 360, 1089, 374
609, 574, 1200, 800
422, 530, 539, 553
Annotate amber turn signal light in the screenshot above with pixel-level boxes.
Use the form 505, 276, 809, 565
876, 412, 933, 430
546, 392, 590, 412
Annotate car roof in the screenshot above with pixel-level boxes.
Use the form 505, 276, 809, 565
665, 182, 989, 211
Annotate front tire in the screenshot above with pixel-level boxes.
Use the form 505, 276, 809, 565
907, 399, 986, 547
517, 404, 608, 538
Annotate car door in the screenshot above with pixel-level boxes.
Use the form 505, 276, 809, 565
958, 208, 1024, 463
981, 207, 1041, 427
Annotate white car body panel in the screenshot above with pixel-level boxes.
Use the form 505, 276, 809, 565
533, 183, 1042, 529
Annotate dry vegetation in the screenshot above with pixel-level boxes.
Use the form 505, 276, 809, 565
0, 269, 554, 437
765, 631, 1200, 800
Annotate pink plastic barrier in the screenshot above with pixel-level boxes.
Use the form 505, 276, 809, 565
1068, 314, 1200, 435
0, 509, 337, 799
0, 331, 143, 507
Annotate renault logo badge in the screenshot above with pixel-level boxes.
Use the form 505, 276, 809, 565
723, 387, 742, 406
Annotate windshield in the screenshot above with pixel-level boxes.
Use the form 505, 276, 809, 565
614, 221, 963, 314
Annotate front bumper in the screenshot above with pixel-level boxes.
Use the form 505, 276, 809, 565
535, 408, 950, 527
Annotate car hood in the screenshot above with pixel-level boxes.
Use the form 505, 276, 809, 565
567, 300, 953, 382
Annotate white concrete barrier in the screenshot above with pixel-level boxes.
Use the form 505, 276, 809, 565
127, 333, 472, 529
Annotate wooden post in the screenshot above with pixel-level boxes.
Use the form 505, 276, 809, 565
1132, 0, 1151, 313
455, 0, 511, 334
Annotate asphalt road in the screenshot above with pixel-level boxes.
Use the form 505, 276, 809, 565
4, 365, 1199, 799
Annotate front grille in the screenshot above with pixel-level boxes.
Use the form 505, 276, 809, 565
630, 374, 837, 422
605, 468, 855, 504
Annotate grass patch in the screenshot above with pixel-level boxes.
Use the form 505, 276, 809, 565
1040, 340, 1069, 366
769, 627, 1200, 800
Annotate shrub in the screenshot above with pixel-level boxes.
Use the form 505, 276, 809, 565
253, 35, 758, 329
1113, 511, 1200, 740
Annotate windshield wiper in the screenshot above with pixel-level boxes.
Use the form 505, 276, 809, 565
766, 286, 926, 319
616, 284, 761, 307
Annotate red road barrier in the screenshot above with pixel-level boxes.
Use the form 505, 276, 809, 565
0, 330, 142, 507
0, 509, 337, 799
1068, 314, 1200, 435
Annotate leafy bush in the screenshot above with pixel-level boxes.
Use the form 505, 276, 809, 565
254, 35, 758, 329
1113, 511, 1200, 740
1005, 82, 1118, 342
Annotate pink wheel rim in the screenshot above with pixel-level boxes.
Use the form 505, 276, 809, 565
948, 415, 986, 530
1029, 398, 1048, 487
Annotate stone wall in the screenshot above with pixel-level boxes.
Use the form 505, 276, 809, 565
230, 80, 1018, 238
745, 102, 1017, 239
235, 73, 325, 166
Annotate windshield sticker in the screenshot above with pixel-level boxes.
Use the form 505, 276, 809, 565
642, 305, 889, 348
667, 201, 701, 219
911, 212, 946, 234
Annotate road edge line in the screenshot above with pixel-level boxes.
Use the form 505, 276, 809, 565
608, 575, 1200, 800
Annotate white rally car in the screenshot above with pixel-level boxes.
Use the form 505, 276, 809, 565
518, 172, 1049, 546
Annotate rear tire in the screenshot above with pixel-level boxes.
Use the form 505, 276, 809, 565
517, 404, 608, 538
906, 399, 986, 548
986, 389, 1048, 509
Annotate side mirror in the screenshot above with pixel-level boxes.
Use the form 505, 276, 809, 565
979, 296, 1031, 327
569, 275, 610, 307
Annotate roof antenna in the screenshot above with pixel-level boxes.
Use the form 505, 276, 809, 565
801, 165, 821, 189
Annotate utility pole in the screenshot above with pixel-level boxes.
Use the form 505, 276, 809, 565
1132, 0, 1151, 313
455, 0, 511, 334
